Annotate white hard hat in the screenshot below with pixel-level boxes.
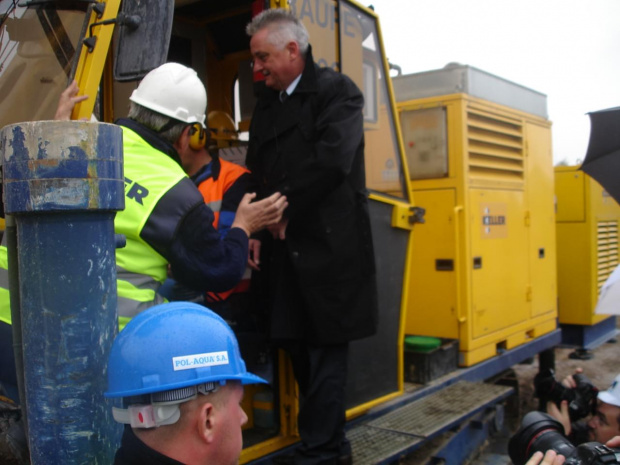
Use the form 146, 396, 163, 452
130, 63, 207, 125
598, 374, 620, 407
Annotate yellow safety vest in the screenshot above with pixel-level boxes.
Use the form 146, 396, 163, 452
115, 126, 191, 329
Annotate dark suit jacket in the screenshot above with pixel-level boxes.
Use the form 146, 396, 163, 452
246, 47, 378, 345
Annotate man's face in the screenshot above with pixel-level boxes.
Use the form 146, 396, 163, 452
250, 28, 295, 91
212, 383, 248, 465
587, 400, 620, 443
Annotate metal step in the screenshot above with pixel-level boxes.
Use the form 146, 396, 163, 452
348, 381, 513, 465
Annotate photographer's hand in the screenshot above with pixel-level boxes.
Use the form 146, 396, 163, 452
526, 450, 566, 465
562, 368, 583, 389
606, 436, 620, 448
546, 400, 572, 436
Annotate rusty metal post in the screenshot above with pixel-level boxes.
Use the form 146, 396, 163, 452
0, 121, 124, 464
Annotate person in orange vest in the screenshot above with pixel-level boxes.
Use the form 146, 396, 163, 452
160, 111, 258, 334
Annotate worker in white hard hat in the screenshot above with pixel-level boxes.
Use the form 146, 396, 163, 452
113, 62, 287, 327
106, 301, 266, 465
0, 66, 284, 412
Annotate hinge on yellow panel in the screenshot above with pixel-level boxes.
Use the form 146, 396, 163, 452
524, 210, 530, 227
526, 285, 532, 302
409, 207, 426, 224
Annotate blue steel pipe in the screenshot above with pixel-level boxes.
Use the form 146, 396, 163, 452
0, 121, 124, 464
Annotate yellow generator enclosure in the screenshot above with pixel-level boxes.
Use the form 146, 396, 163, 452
555, 166, 620, 327
394, 65, 557, 366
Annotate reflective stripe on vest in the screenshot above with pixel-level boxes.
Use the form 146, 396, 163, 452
205, 199, 222, 213
116, 294, 167, 331
116, 266, 167, 320
114, 126, 186, 318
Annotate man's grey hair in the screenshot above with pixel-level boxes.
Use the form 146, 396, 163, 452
246, 9, 309, 55
128, 102, 186, 145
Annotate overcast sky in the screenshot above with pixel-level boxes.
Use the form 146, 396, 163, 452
368, 0, 620, 165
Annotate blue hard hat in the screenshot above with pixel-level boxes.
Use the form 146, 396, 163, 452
105, 302, 266, 398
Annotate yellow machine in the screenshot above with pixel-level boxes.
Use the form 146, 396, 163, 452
0, 0, 417, 462
1, 3, 575, 463
393, 65, 558, 366
555, 166, 619, 347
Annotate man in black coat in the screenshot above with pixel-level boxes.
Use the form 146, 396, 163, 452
246, 9, 378, 465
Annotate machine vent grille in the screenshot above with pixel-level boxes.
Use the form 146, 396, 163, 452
597, 220, 619, 290
467, 107, 524, 185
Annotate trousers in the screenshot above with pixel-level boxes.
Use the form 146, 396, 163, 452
280, 340, 351, 465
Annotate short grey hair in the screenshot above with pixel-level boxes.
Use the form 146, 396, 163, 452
128, 102, 186, 146
246, 8, 309, 55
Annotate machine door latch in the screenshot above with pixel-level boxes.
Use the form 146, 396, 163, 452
409, 206, 426, 224
391, 204, 426, 230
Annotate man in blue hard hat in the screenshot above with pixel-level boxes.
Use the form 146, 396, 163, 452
105, 302, 266, 465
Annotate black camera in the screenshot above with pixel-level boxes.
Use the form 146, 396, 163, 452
534, 368, 598, 422
508, 411, 620, 465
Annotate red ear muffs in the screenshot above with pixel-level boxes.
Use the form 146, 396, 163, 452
189, 123, 206, 150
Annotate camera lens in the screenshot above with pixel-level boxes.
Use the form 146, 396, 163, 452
508, 411, 575, 465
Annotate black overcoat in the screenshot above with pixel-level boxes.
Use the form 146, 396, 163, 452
246, 48, 378, 345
